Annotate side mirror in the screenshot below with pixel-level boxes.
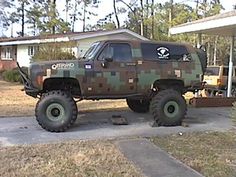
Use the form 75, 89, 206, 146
101, 57, 113, 68
105, 57, 113, 62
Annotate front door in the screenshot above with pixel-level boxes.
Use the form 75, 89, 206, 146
93, 42, 137, 96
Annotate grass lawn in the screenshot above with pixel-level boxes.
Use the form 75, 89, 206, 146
0, 140, 143, 177
151, 131, 236, 177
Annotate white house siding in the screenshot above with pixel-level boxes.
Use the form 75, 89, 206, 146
77, 33, 141, 57
17, 45, 31, 67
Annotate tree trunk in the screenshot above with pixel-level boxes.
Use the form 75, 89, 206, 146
144, 0, 149, 37
168, 0, 173, 37
113, 0, 120, 28
83, 1, 86, 32
151, 0, 154, 39
140, 0, 144, 36
48, 0, 56, 34
71, 1, 78, 32
21, 1, 25, 37
52, 0, 56, 34
66, 0, 69, 23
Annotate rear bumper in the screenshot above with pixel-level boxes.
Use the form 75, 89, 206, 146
17, 63, 39, 98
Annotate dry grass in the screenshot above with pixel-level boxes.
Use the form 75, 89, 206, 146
0, 80, 127, 117
151, 131, 236, 177
0, 140, 143, 177
0, 80, 36, 117
0, 80, 194, 117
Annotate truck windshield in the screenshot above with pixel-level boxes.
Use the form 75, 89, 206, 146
205, 67, 220, 76
83, 42, 101, 59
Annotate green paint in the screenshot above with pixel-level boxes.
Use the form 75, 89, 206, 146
138, 70, 160, 89
103, 72, 125, 91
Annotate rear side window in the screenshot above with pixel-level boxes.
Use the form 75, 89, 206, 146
223, 68, 229, 76
141, 43, 190, 61
205, 67, 220, 76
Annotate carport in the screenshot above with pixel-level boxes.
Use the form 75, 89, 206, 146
170, 10, 236, 97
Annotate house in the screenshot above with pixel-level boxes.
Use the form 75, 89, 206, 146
0, 29, 148, 70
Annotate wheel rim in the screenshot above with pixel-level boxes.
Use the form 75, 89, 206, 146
163, 101, 179, 118
46, 103, 65, 121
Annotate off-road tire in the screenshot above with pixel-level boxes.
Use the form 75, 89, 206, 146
150, 89, 186, 126
126, 98, 150, 113
35, 90, 78, 132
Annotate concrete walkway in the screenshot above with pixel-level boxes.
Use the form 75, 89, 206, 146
117, 139, 204, 177
0, 107, 233, 146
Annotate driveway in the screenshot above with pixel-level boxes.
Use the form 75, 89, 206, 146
0, 107, 233, 146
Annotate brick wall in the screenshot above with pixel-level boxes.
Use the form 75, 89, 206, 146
0, 60, 17, 71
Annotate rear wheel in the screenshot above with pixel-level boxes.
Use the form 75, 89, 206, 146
150, 89, 186, 126
35, 90, 78, 132
126, 98, 150, 113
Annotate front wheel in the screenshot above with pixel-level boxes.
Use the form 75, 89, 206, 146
35, 90, 78, 132
150, 89, 186, 126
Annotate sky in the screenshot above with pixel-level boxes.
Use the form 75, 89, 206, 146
56, 0, 236, 32
4, 0, 236, 37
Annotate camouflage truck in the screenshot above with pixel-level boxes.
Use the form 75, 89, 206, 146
18, 40, 207, 132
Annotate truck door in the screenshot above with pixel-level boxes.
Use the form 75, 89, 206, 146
93, 42, 137, 96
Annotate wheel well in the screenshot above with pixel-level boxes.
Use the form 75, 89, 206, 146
153, 79, 185, 93
43, 78, 81, 96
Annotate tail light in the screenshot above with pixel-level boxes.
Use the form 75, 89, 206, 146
217, 79, 221, 86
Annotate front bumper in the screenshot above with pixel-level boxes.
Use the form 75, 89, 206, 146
17, 62, 39, 98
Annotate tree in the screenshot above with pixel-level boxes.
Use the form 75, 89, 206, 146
91, 13, 116, 30
113, 0, 120, 28
7, 0, 30, 37
0, 0, 14, 33
26, 0, 45, 35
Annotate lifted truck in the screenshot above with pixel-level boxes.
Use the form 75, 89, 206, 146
18, 40, 207, 132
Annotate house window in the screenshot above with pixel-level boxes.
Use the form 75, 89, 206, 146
1, 47, 13, 60
28, 46, 39, 56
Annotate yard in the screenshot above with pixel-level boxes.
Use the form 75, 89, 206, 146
152, 131, 236, 177
0, 80, 128, 117
0, 140, 143, 177
1, 80, 236, 177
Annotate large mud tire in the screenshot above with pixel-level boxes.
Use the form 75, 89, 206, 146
126, 99, 150, 113
35, 90, 78, 132
150, 89, 186, 126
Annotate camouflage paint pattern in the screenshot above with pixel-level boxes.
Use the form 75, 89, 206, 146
27, 40, 204, 98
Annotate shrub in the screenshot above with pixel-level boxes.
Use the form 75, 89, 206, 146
2, 67, 28, 83
32, 42, 76, 62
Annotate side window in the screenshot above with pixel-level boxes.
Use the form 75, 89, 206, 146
110, 43, 132, 61
223, 68, 229, 76
98, 44, 110, 60
141, 43, 190, 61
98, 43, 132, 61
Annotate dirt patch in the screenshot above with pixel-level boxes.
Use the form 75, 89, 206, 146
0, 80, 127, 117
0, 140, 143, 177
151, 131, 236, 177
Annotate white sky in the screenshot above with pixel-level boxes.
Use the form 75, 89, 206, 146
4, 0, 236, 37
58, 0, 236, 32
